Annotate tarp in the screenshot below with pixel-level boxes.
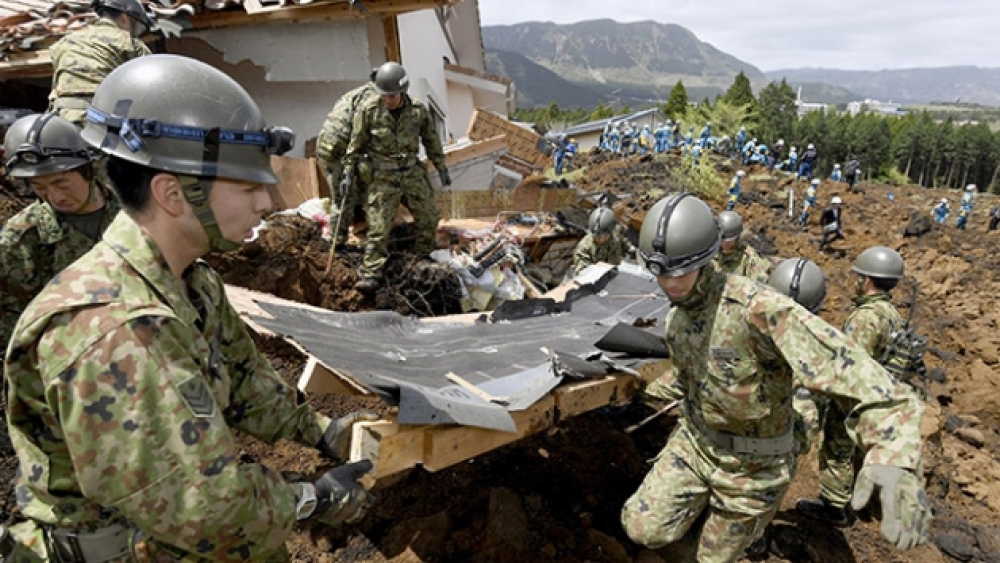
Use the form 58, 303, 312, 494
252, 263, 670, 431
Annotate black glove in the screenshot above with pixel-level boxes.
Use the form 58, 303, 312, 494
438, 169, 452, 187
317, 411, 380, 463
312, 460, 374, 527
338, 173, 352, 201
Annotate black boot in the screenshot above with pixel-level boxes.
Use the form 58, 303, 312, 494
796, 497, 850, 527
354, 277, 380, 292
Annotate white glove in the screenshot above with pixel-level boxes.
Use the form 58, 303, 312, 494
851, 465, 932, 550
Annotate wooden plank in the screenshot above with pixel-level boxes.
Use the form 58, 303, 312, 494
440, 135, 506, 168
268, 155, 321, 210
467, 108, 548, 167
0, 49, 52, 80
381, 14, 400, 63
299, 356, 371, 397
351, 420, 427, 479
636, 359, 672, 385
423, 394, 556, 471
191, 0, 451, 30
552, 375, 637, 419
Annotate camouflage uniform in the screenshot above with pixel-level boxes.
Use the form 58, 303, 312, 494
571, 226, 633, 276
0, 187, 119, 358
345, 94, 445, 281
47, 19, 151, 128
712, 242, 771, 284
624, 266, 922, 563
817, 293, 904, 508
4, 212, 333, 562
315, 83, 378, 241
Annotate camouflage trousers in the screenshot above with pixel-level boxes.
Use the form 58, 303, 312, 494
817, 398, 863, 509
360, 168, 440, 280
322, 160, 366, 242
5, 520, 288, 563
621, 418, 796, 563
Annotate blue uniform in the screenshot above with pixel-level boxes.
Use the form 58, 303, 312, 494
798, 184, 818, 225
699, 124, 711, 148
830, 168, 842, 182
933, 202, 950, 224
957, 191, 975, 229
727, 175, 742, 211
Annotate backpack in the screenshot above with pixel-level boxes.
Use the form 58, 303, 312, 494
845, 160, 859, 175
878, 282, 929, 393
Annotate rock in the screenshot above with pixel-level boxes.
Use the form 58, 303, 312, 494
958, 414, 981, 426
483, 487, 531, 560
955, 427, 985, 448
945, 414, 965, 433
586, 529, 630, 563
905, 214, 932, 237
975, 526, 1000, 561
935, 533, 975, 561
927, 367, 947, 383
381, 511, 452, 556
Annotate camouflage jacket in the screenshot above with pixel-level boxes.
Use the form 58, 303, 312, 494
645, 265, 922, 470
47, 19, 151, 106
843, 293, 902, 361
344, 94, 447, 174
0, 192, 119, 357
712, 242, 771, 284
315, 82, 378, 164
571, 228, 633, 275
4, 212, 332, 561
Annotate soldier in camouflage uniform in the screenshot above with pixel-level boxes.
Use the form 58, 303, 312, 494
797, 246, 908, 527
4, 55, 378, 563
315, 71, 378, 244
712, 210, 771, 284
47, 0, 153, 128
768, 258, 828, 454
1, 112, 119, 362
622, 194, 930, 562
344, 62, 451, 291
570, 206, 634, 276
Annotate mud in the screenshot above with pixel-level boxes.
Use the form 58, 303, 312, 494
1, 150, 999, 561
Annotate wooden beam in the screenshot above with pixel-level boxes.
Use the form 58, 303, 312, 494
347, 374, 646, 480
381, 14, 400, 63
0, 50, 52, 80
190, 0, 450, 30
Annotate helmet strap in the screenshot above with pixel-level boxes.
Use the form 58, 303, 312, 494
177, 174, 240, 253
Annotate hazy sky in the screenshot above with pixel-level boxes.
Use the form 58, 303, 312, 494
477, 0, 1000, 72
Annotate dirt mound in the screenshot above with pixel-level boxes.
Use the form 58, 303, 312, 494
2, 154, 999, 561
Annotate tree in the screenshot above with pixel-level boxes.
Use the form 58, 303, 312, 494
664, 80, 688, 120
723, 71, 756, 110
756, 79, 797, 146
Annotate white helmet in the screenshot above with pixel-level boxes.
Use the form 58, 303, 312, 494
776, 139, 785, 146
751, 138, 757, 143
790, 146, 797, 152
966, 184, 977, 192
736, 170, 746, 177
940, 198, 948, 204
811, 179, 821, 186
807, 143, 815, 150
833, 163, 841, 169
739, 126, 746, 131
831, 196, 842, 204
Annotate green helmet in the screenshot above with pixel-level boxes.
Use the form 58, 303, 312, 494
717, 210, 743, 241
638, 193, 720, 277
769, 258, 827, 313
3, 112, 95, 178
82, 54, 293, 186
852, 246, 904, 280
589, 207, 617, 236
373, 62, 410, 95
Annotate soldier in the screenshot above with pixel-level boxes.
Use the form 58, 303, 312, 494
47, 0, 153, 128
797, 246, 907, 527
315, 69, 378, 245
622, 193, 930, 562
570, 206, 634, 277
713, 210, 771, 284
344, 62, 450, 292
0, 113, 119, 362
4, 55, 379, 562
768, 258, 828, 453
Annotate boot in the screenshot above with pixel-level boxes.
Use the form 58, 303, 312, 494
796, 497, 850, 527
743, 535, 768, 558
354, 277, 380, 292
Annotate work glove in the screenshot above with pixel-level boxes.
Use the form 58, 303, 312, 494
851, 465, 932, 550
438, 169, 452, 187
312, 460, 375, 527
317, 411, 380, 463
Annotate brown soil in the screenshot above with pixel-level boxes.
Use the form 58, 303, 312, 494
1, 151, 998, 562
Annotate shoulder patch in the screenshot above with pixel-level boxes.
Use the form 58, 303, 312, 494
177, 376, 217, 418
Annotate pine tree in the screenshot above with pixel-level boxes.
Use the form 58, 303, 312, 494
664, 81, 688, 120
723, 71, 756, 109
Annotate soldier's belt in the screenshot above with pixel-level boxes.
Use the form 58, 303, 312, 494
47, 523, 133, 562
690, 416, 795, 456
371, 154, 418, 171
